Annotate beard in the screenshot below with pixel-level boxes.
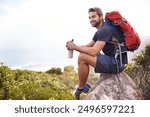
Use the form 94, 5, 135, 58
90, 20, 101, 27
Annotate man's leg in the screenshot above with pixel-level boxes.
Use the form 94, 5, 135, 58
77, 53, 97, 89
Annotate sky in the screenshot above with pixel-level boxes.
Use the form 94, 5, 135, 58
0, 0, 150, 71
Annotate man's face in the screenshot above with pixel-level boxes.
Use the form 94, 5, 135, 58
89, 11, 101, 27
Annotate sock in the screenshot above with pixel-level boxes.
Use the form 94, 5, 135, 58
77, 88, 83, 91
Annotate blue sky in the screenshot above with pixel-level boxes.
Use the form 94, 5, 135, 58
0, 0, 150, 70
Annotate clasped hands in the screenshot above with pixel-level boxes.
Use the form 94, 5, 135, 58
66, 40, 75, 50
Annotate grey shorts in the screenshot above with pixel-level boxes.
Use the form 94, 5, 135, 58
95, 54, 123, 74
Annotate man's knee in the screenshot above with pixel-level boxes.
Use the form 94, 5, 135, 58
78, 53, 97, 67
78, 53, 86, 63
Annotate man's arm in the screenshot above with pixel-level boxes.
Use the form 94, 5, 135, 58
77, 40, 95, 48
67, 41, 106, 56
85, 40, 95, 47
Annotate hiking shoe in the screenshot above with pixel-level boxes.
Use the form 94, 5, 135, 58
82, 83, 91, 93
75, 83, 91, 100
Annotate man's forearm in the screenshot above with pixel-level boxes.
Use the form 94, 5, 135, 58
73, 41, 105, 56
85, 40, 95, 47
74, 45, 97, 56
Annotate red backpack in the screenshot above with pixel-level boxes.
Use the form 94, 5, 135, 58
105, 11, 141, 51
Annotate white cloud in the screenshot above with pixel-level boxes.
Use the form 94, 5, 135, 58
0, 0, 90, 49
0, 0, 150, 49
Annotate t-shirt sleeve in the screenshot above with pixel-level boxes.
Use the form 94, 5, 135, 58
97, 27, 113, 42
92, 31, 98, 42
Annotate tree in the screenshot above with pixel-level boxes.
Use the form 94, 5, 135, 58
125, 44, 150, 99
64, 65, 75, 73
46, 67, 62, 75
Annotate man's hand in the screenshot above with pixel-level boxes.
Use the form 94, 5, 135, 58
66, 41, 75, 50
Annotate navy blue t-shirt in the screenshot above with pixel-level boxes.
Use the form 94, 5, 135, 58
92, 22, 128, 64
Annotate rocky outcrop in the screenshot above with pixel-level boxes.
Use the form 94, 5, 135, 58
86, 72, 142, 100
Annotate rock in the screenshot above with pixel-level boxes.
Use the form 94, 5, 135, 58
86, 72, 142, 100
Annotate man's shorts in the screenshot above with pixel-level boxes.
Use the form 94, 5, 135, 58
95, 54, 123, 74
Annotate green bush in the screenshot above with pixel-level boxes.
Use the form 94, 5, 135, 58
46, 67, 62, 75
0, 66, 75, 100
125, 44, 150, 99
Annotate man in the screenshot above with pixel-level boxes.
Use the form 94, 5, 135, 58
66, 7, 128, 99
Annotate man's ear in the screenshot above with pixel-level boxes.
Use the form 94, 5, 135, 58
100, 15, 103, 20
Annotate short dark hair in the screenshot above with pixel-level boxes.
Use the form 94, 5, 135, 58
88, 7, 103, 17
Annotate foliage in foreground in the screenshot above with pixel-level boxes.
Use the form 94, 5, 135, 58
125, 44, 150, 99
0, 66, 75, 100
